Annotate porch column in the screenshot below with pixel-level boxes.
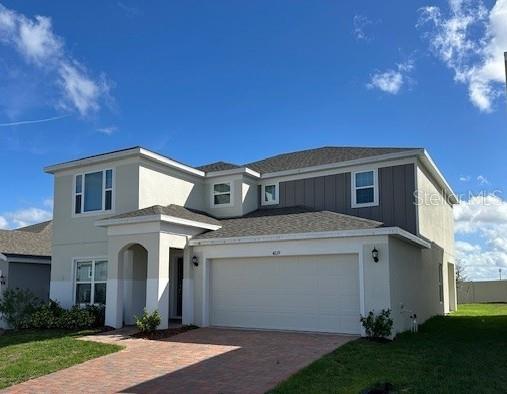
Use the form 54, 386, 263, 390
146, 233, 171, 329
105, 244, 124, 328
182, 244, 194, 325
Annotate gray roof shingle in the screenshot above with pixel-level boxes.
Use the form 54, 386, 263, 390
245, 146, 417, 174
196, 146, 417, 174
16, 220, 53, 234
193, 207, 383, 240
0, 221, 52, 257
196, 161, 241, 173
106, 205, 221, 226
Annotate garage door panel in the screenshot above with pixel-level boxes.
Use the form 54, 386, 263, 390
210, 254, 360, 334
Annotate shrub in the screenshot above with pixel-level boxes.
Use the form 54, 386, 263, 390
59, 305, 96, 329
135, 309, 161, 333
0, 288, 41, 329
8, 297, 104, 330
30, 299, 64, 329
85, 304, 105, 327
360, 309, 393, 339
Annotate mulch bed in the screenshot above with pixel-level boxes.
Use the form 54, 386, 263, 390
131, 325, 198, 340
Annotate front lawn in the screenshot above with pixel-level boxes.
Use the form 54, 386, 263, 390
272, 304, 507, 393
0, 329, 122, 389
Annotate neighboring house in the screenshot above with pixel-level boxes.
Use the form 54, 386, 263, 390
0, 221, 52, 328
44, 146, 457, 335
458, 280, 507, 304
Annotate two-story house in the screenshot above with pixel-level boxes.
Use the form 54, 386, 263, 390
44, 146, 457, 335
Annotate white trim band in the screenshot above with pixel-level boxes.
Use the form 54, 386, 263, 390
95, 214, 221, 231
189, 226, 430, 248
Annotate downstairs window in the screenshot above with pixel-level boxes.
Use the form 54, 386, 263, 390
75, 259, 107, 305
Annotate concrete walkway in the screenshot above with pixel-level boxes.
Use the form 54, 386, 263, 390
4, 327, 355, 393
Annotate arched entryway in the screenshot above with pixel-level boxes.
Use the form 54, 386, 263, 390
120, 244, 148, 325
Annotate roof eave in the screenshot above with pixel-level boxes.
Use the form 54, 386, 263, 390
419, 150, 459, 204
96, 214, 221, 231
44, 147, 205, 177
189, 226, 430, 248
204, 167, 261, 179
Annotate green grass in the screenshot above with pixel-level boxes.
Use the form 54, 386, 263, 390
0, 329, 122, 389
271, 304, 507, 393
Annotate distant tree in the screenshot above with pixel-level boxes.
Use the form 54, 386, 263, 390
455, 262, 467, 288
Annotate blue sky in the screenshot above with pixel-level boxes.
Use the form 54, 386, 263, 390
0, 0, 506, 280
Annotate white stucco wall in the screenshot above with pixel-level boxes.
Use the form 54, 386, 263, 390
50, 159, 141, 307
138, 160, 204, 210
416, 163, 456, 313
204, 175, 260, 218
388, 237, 443, 333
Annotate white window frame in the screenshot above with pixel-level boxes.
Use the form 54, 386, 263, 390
73, 257, 108, 306
73, 168, 115, 216
211, 182, 234, 208
261, 182, 279, 206
351, 168, 379, 208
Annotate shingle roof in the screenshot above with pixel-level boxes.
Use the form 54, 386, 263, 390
0, 221, 52, 257
196, 161, 241, 173
193, 207, 383, 240
245, 146, 417, 174
16, 220, 53, 234
106, 205, 221, 226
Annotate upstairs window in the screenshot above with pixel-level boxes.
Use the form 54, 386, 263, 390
74, 169, 113, 214
262, 183, 279, 205
212, 182, 232, 207
351, 169, 378, 208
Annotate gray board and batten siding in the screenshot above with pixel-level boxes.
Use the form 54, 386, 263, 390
260, 163, 417, 235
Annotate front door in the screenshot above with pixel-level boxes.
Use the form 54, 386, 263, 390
176, 257, 183, 316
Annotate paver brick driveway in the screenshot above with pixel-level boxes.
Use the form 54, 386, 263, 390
4, 327, 356, 393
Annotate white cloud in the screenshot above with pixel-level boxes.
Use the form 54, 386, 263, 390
454, 193, 507, 280
418, 0, 507, 112
459, 175, 471, 181
367, 59, 415, 94
97, 126, 117, 135
117, 2, 140, 18
1, 207, 52, 228
0, 216, 8, 229
43, 198, 53, 209
476, 175, 489, 185
0, 3, 111, 117
353, 15, 373, 41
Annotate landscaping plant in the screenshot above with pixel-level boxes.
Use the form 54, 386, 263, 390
0, 289, 105, 330
360, 309, 393, 339
0, 288, 41, 329
135, 309, 161, 332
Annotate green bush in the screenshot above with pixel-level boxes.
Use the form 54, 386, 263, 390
135, 309, 161, 332
1, 291, 105, 330
30, 299, 63, 329
360, 309, 393, 339
58, 305, 96, 329
84, 304, 105, 327
0, 288, 41, 329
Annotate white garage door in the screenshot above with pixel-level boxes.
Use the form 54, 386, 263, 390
210, 254, 361, 334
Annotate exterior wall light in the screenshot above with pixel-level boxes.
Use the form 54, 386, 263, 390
372, 247, 379, 263
192, 256, 199, 267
